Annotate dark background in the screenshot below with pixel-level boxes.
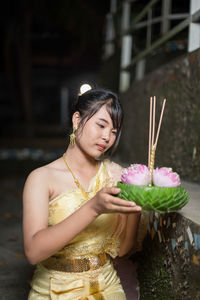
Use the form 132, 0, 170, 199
0, 0, 190, 139
0, 0, 191, 176
0, 0, 111, 140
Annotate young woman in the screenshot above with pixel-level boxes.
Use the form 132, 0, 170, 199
23, 88, 142, 300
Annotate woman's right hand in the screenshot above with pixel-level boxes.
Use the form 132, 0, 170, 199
90, 187, 141, 215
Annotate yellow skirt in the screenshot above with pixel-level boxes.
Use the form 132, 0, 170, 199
28, 260, 127, 300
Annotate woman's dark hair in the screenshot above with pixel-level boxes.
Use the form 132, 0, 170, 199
71, 88, 123, 156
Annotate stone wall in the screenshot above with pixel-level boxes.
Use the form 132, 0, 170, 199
134, 212, 200, 299
116, 49, 200, 182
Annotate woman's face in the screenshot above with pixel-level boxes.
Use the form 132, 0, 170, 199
75, 105, 118, 158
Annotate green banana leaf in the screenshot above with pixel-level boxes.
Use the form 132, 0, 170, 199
117, 182, 189, 213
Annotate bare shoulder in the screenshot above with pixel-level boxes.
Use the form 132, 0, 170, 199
24, 164, 50, 187
23, 158, 62, 198
26, 157, 62, 181
107, 160, 124, 184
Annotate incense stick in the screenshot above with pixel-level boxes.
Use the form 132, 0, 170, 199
148, 97, 153, 168
154, 99, 166, 149
152, 96, 156, 148
148, 96, 166, 185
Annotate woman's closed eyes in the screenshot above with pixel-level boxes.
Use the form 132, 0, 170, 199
96, 123, 105, 129
96, 123, 117, 135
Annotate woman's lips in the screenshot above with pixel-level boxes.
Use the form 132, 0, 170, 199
96, 144, 106, 152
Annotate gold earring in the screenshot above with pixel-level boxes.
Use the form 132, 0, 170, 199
70, 125, 77, 146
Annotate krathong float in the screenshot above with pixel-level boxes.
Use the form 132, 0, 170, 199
117, 97, 189, 213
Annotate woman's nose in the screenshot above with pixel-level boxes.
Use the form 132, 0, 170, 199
102, 131, 110, 142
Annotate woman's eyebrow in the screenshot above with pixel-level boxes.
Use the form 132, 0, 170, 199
98, 118, 109, 124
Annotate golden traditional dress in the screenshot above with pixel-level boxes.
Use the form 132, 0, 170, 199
28, 159, 127, 300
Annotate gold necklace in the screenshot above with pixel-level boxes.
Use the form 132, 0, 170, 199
62, 154, 100, 201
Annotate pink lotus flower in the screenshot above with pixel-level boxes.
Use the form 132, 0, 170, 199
121, 164, 151, 186
153, 167, 181, 187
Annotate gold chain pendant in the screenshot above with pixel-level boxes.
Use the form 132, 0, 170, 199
62, 154, 100, 201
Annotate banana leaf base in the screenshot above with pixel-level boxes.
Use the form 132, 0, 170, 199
117, 182, 189, 213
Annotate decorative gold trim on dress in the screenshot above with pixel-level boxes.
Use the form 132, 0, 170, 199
42, 252, 109, 273
93, 294, 105, 300
90, 280, 100, 296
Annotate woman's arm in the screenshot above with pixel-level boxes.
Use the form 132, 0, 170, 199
23, 168, 98, 264
23, 168, 141, 265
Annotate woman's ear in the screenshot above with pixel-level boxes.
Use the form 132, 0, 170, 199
72, 111, 81, 128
